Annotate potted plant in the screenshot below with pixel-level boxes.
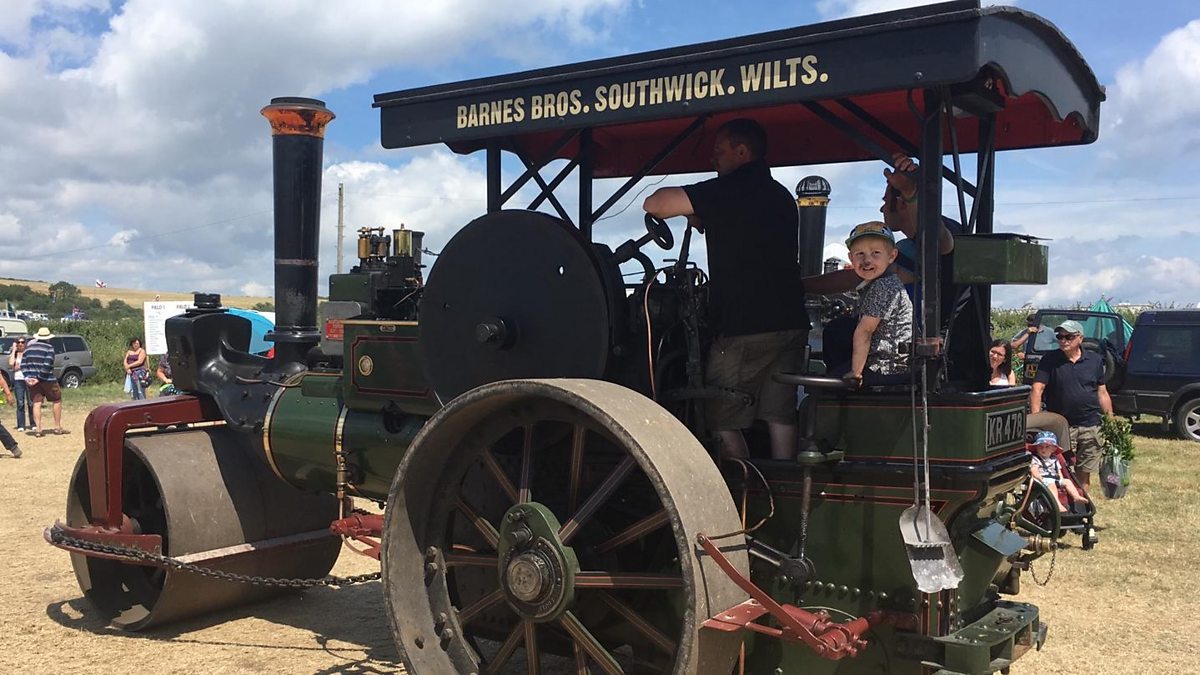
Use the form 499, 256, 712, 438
1099, 415, 1135, 499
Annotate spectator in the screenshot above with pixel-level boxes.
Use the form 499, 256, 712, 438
1029, 320, 1114, 488
7, 337, 34, 431
1027, 430, 1090, 512
0, 373, 21, 458
1010, 313, 1041, 351
643, 118, 809, 460
124, 337, 148, 400
988, 339, 1017, 386
23, 326, 67, 437
156, 354, 177, 396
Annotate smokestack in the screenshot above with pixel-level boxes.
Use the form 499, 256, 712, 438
260, 97, 335, 365
795, 175, 831, 279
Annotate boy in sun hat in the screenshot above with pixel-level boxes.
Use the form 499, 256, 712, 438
842, 221, 913, 387
1028, 430, 1090, 511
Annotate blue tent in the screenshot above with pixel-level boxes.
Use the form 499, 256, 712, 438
226, 308, 275, 354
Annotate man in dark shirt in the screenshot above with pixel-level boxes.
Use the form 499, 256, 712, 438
643, 118, 809, 460
1030, 320, 1113, 488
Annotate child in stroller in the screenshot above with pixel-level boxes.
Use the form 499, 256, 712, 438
1028, 430, 1090, 512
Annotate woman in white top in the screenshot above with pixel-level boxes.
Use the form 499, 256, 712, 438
988, 339, 1017, 387
8, 338, 33, 431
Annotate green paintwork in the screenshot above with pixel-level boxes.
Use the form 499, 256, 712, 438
813, 389, 1027, 461
951, 234, 1049, 285
497, 502, 579, 623
266, 372, 424, 501
329, 273, 372, 304
737, 390, 1034, 674
341, 320, 441, 416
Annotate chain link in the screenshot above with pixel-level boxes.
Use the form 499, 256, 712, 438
1029, 538, 1057, 586
48, 525, 380, 589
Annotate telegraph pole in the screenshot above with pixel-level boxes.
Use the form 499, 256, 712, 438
336, 182, 345, 274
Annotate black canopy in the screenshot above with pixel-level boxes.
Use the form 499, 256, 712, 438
374, 1, 1103, 177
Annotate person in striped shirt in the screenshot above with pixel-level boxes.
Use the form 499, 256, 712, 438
22, 327, 68, 437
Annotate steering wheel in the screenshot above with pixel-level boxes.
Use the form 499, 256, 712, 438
1014, 479, 1064, 540
643, 214, 675, 250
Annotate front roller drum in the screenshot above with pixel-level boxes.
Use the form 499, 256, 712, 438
383, 378, 749, 674
66, 428, 341, 630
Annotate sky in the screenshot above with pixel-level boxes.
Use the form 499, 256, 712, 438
1, 0, 1199, 310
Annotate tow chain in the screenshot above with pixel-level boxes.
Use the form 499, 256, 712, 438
48, 525, 381, 589
1029, 538, 1057, 586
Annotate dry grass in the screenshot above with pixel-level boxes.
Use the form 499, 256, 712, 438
0, 277, 271, 309
0, 393, 1194, 674
1016, 419, 1200, 674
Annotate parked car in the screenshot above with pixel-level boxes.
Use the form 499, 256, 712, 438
1019, 309, 1127, 386
0, 334, 97, 388
1110, 309, 1200, 441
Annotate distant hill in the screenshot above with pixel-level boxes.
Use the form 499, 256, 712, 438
0, 277, 272, 309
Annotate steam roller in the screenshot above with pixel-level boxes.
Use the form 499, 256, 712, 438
65, 428, 341, 629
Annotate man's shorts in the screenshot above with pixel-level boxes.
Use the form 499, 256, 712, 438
29, 380, 62, 403
706, 329, 808, 430
1069, 425, 1103, 474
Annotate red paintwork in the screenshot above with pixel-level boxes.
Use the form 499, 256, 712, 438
44, 520, 163, 566
329, 512, 384, 560
82, 395, 222, 527
698, 534, 918, 659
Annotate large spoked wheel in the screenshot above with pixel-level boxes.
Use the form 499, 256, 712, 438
383, 379, 748, 674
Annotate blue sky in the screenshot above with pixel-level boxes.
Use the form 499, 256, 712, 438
1, 0, 1198, 308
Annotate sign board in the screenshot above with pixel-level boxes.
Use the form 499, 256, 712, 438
143, 302, 193, 355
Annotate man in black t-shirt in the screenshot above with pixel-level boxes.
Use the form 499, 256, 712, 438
1030, 320, 1114, 488
643, 118, 809, 460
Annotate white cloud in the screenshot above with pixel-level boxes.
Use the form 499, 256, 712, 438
0, 0, 629, 295
1102, 20, 1200, 168
816, 0, 1010, 20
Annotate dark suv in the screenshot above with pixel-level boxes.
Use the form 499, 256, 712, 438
0, 334, 97, 388
1111, 310, 1200, 441
1020, 309, 1127, 386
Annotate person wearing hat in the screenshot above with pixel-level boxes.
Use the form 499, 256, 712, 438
841, 221, 913, 386
1028, 430, 1090, 512
1029, 319, 1113, 488
22, 327, 68, 438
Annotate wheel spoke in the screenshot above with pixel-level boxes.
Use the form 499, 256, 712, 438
524, 620, 540, 674
486, 619, 524, 675
592, 509, 670, 555
456, 497, 501, 549
459, 588, 506, 626
573, 641, 588, 674
519, 424, 534, 504
594, 591, 676, 654
558, 610, 624, 675
575, 572, 684, 590
481, 449, 520, 505
568, 424, 586, 513
445, 551, 499, 568
559, 455, 636, 545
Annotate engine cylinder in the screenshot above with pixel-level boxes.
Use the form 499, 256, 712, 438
264, 372, 425, 500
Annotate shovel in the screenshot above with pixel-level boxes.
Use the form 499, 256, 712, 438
899, 367, 963, 593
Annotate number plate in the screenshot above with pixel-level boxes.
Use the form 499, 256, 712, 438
986, 408, 1026, 452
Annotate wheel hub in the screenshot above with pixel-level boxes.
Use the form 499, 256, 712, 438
497, 503, 578, 622
506, 552, 552, 603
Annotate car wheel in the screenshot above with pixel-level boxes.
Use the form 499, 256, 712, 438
1174, 398, 1200, 442
60, 369, 82, 389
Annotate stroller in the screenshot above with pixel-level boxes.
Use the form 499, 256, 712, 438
1016, 425, 1099, 551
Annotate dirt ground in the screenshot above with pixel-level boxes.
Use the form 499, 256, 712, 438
2, 397, 1195, 674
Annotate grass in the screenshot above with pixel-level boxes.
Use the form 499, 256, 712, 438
0, 276, 271, 309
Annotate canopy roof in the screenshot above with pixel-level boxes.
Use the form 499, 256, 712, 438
375, 1, 1103, 178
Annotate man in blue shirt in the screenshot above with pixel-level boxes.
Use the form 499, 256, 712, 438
1029, 320, 1113, 488
23, 327, 67, 437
